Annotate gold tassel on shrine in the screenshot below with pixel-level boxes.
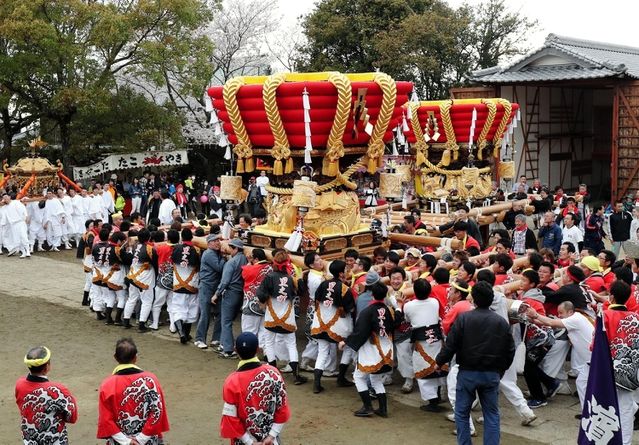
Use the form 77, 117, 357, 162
236, 158, 245, 173
441, 149, 451, 167
367, 157, 378, 174
327, 160, 339, 177
453, 149, 459, 161
285, 157, 294, 174
245, 156, 255, 173
416, 151, 425, 167
273, 159, 283, 176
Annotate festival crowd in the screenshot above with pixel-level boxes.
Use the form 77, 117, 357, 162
9, 173, 639, 445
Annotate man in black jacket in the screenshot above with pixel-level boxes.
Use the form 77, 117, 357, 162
610, 200, 632, 259
436, 282, 515, 445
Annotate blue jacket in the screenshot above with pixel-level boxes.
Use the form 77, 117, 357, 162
198, 248, 226, 295
216, 252, 247, 295
538, 223, 562, 254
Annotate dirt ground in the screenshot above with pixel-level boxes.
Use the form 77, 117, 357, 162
0, 286, 545, 445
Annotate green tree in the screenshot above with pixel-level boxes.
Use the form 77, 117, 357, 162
0, 0, 214, 163
296, 0, 433, 73
469, 0, 538, 69
297, 0, 537, 98
67, 86, 185, 166
375, 4, 472, 99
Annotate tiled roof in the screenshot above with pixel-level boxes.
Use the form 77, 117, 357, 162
471, 34, 639, 83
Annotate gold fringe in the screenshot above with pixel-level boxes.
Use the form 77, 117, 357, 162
478, 147, 483, 161
416, 151, 425, 167
285, 157, 294, 174
273, 159, 283, 176
245, 156, 254, 172
236, 158, 245, 173
493, 145, 499, 158
441, 150, 451, 167
453, 149, 459, 161
367, 157, 378, 174
327, 160, 338, 177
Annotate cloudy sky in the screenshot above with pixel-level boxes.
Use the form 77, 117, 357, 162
276, 0, 639, 59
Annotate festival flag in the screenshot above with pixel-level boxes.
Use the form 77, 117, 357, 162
578, 314, 622, 445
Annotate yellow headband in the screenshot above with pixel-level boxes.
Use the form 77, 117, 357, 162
24, 346, 51, 368
451, 282, 471, 294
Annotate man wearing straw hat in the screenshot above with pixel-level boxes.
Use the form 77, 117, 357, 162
15, 346, 78, 444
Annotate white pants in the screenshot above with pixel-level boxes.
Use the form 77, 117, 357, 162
241, 314, 266, 347
46, 221, 63, 248
315, 339, 335, 371
10, 221, 29, 254
396, 340, 414, 379
115, 289, 127, 309
131, 196, 142, 213
149, 287, 170, 329
315, 339, 355, 370
102, 287, 116, 309
124, 286, 154, 322
500, 359, 533, 418
418, 377, 444, 401
354, 367, 385, 394
91, 285, 107, 312
541, 338, 570, 379
303, 338, 337, 371
155, 287, 172, 329
618, 388, 638, 445
302, 338, 318, 360
171, 293, 199, 323
84, 273, 93, 292
263, 330, 298, 363
575, 364, 588, 409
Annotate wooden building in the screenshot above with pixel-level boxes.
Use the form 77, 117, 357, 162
468, 33, 639, 202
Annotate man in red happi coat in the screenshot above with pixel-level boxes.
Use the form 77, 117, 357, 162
221, 332, 291, 445
97, 338, 169, 444
15, 346, 78, 445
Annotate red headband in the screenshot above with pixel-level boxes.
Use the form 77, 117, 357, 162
273, 260, 288, 271
566, 268, 579, 283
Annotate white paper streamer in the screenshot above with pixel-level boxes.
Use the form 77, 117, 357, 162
203, 92, 213, 112
218, 133, 229, 147
224, 145, 232, 160
303, 88, 312, 163
468, 107, 477, 149
302, 88, 311, 110
392, 139, 399, 156
209, 109, 219, 125
407, 106, 412, 120
365, 122, 374, 136
402, 114, 409, 132
284, 224, 303, 252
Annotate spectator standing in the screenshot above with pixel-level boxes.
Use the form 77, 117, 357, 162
219, 332, 290, 445
15, 346, 78, 444
213, 238, 248, 358
436, 282, 515, 445
129, 178, 143, 214
629, 206, 639, 242
561, 213, 583, 254
194, 234, 226, 350
538, 211, 563, 255
610, 200, 632, 258
583, 205, 606, 254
